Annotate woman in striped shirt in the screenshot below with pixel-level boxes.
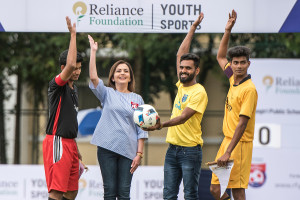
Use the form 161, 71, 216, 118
88, 35, 148, 200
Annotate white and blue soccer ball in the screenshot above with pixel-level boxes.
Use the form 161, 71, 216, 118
133, 104, 159, 128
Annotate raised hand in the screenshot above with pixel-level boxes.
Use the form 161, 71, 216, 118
225, 9, 237, 31
88, 35, 98, 51
66, 16, 76, 34
192, 12, 204, 27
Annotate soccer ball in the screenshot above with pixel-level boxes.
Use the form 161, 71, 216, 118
133, 104, 159, 128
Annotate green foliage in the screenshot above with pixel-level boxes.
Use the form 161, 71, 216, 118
230, 33, 300, 58
0, 32, 65, 104
0, 33, 14, 98
279, 33, 300, 57
0, 32, 95, 105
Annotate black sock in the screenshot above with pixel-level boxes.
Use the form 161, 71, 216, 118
61, 196, 71, 200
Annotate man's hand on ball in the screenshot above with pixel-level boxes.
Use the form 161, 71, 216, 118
143, 117, 162, 131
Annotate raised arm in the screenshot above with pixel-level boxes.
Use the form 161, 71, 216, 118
176, 13, 204, 79
60, 17, 77, 81
217, 10, 237, 70
88, 35, 99, 88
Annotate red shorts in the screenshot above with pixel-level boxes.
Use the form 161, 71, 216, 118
43, 135, 79, 193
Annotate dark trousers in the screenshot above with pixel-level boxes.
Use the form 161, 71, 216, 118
163, 144, 202, 200
97, 146, 133, 200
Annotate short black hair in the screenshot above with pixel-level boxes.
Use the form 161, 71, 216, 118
180, 53, 200, 68
59, 50, 83, 66
227, 46, 251, 61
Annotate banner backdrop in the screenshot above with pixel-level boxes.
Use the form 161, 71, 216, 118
247, 149, 300, 199
0, 0, 299, 33
247, 59, 300, 199
1, 163, 299, 200
250, 59, 300, 149
0, 165, 184, 200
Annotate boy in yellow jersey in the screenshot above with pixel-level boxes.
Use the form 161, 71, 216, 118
210, 10, 258, 200
146, 13, 208, 200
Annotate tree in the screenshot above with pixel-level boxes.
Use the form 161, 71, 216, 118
0, 77, 6, 164
229, 33, 300, 58
0, 33, 14, 164
282, 33, 300, 57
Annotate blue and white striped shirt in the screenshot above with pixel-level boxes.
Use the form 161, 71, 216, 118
89, 79, 148, 160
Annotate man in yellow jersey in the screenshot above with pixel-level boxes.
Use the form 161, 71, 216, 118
210, 10, 258, 200
146, 13, 208, 200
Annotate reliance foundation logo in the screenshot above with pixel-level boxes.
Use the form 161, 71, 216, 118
72, 1, 144, 27
262, 76, 274, 92
73, 1, 87, 25
249, 163, 267, 187
262, 75, 300, 95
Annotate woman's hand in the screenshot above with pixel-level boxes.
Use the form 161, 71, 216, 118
130, 155, 142, 174
88, 35, 98, 51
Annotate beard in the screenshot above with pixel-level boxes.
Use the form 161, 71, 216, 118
179, 71, 196, 83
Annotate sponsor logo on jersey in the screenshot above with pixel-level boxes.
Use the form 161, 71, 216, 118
225, 97, 232, 111
131, 102, 139, 109
182, 94, 188, 102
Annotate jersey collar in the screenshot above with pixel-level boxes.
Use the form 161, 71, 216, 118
233, 74, 251, 86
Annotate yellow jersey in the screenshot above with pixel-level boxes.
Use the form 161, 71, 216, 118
166, 81, 208, 146
223, 64, 258, 141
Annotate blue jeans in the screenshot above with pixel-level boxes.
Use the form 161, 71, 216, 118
163, 144, 202, 200
97, 146, 133, 200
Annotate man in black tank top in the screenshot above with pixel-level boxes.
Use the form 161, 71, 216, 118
43, 16, 83, 200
